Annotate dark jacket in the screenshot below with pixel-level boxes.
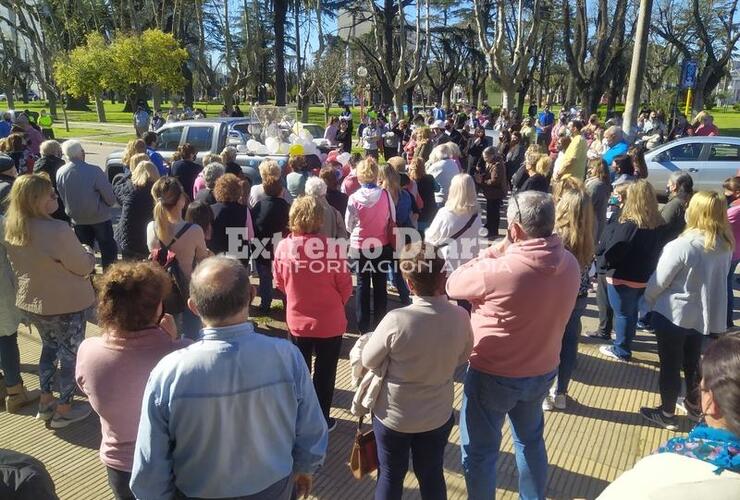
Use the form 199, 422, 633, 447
465, 137, 490, 174
415, 174, 438, 224
224, 161, 242, 178
0, 174, 13, 214
326, 189, 348, 218
171, 159, 201, 201
251, 196, 290, 261
112, 175, 154, 258
598, 220, 663, 284
511, 165, 530, 192
0, 448, 58, 500
661, 194, 689, 244
336, 129, 352, 153
520, 173, 549, 193
505, 144, 525, 182
209, 202, 249, 256
475, 159, 508, 200
33, 155, 68, 221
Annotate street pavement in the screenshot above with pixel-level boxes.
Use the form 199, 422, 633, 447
78, 140, 122, 167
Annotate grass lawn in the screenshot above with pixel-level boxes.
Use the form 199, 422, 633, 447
10, 99, 740, 140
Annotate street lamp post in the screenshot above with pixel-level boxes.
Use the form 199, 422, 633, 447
357, 66, 368, 121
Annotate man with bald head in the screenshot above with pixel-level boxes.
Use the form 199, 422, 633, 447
131, 256, 328, 500
601, 125, 628, 172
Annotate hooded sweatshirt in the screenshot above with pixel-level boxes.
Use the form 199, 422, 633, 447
345, 185, 396, 250
446, 235, 580, 378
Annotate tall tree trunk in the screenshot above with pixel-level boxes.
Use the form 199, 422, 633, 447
183, 63, 194, 108
95, 95, 107, 122
565, 75, 576, 108
501, 87, 515, 112
152, 86, 162, 112
392, 90, 405, 119
406, 87, 413, 118
273, 0, 288, 106
47, 92, 57, 120
382, 0, 395, 108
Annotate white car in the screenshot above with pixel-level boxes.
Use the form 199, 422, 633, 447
645, 136, 740, 193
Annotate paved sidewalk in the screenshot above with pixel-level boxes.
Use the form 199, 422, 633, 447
0, 287, 690, 500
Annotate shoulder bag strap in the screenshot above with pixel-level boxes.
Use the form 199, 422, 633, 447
159, 223, 193, 253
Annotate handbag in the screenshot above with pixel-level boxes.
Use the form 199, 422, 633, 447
384, 189, 398, 250
349, 415, 378, 479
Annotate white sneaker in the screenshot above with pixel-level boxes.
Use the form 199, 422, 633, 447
553, 393, 567, 410
542, 395, 555, 411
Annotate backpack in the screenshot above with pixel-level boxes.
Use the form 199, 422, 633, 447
150, 223, 192, 314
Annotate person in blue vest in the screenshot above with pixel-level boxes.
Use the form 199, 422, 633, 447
602, 126, 629, 173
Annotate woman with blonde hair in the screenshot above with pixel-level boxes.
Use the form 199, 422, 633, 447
511, 144, 542, 192
425, 173, 482, 276
413, 127, 433, 164
147, 177, 210, 339
585, 158, 612, 242
273, 196, 352, 431
345, 159, 395, 333
113, 160, 160, 260
128, 152, 150, 172
248, 159, 291, 208
121, 139, 147, 170
520, 154, 551, 193
598, 179, 664, 361
543, 182, 595, 411
640, 192, 734, 430
3, 174, 95, 427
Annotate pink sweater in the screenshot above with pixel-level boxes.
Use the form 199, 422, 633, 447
344, 186, 396, 250
729, 202, 740, 261
273, 234, 353, 338
446, 235, 580, 378
75, 328, 191, 471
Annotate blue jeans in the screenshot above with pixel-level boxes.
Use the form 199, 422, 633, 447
727, 259, 738, 328
606, 284, 644, 359
0, 332, 21, 387
256, 260, 273, 311
373, 414, 454, 500
460, 366, 556, 500
388, 264, 410, 304
176, 307, 202, 341
556, 296, 587, 395
73, 220, 118, 269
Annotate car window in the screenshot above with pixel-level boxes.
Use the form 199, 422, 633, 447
186, 126, 214, 152
664, 143, 702, 161
231, 123, 253, 140
708, 144, 740, 161
158, 126, 184, 151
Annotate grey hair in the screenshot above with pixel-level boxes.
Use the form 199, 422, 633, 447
189, 256, 250, 323
605, 126, 623, 141
221, 146, 237, 162
62, 140, 84, 161
431, 142, 461, 161
40, 140, 62, 157
507, 191, 555, 238
304, 176, 327, 197
203, 162, 225, 189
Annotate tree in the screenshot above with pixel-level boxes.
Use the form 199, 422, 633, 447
312, 49, 346, 122
473, 0, 543, 114
109, 29, 188, 111
365, 0, 432, 117
425, 24, 470, 108
561, 0, 629, 116
54, 33, 112, 122
654, 0, 740, 113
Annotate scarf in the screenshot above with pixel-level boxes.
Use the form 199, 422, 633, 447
659, 423, 740, 474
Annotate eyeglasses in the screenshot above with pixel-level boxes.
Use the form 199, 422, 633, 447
511, 193, 523, 224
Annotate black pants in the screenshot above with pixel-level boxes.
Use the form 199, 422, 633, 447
106, 466, 135, 500
292, 335, 343, 422
596, 273, 613, 335
373, 414, 454, 500
351, 246, 392, 333
484, 198, 502, 238
653, 313, 702, 415
73, 220, 118, 269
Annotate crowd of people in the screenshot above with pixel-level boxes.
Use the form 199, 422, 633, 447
0, 101, 738, 500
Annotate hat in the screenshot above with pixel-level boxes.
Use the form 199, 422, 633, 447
0, 153, 14, 173
431, 120, 445, 129
336, 152, 352, 167
326, 150, 339, 164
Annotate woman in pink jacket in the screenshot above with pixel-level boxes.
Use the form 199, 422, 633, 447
724, 176, 740, 328
273, 196, 353, 432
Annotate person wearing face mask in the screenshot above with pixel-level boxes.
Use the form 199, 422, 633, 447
724, 176, 740, 329
661, 171, 694, 243
599, 334, 740, 499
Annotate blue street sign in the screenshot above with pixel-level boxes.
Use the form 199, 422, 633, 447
680, 60, 698, 90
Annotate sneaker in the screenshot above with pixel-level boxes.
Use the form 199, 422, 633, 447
50, 403, 92, 429
5, 385, 40, 414
640, 406, 678, 431
676, 398, 702, 422
586, 330, 611, 340
553, 393, 567, 410
542, 395, 555, 411
599, 345, 630, 362
326, 417, 338, 433
636, 320, 654, 332
36, 401, 56, 421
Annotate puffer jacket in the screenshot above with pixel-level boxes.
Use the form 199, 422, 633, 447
112, 174, 154, 259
